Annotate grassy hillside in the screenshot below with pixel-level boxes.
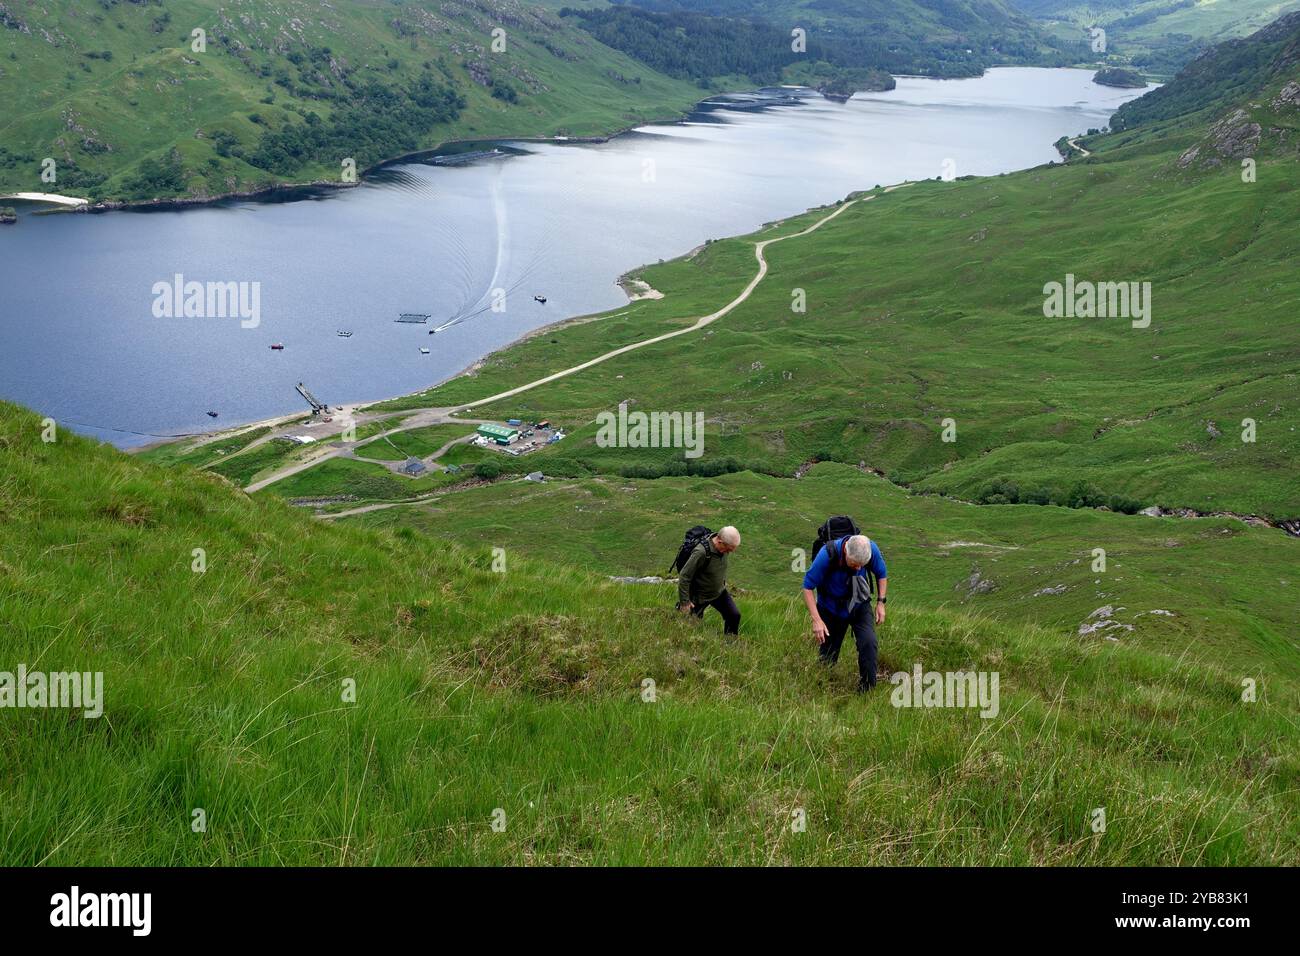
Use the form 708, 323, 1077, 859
1111, 8, 1300, 128
1015, 0, 1300, 73
556, 0, 1072, 79
8, 8, 1300, 868
0, 0, 1078, 203
3, 402, 1297, 864
0, 0, 715, 202
362, 100, 1300, 522
344, 464, 1300, 679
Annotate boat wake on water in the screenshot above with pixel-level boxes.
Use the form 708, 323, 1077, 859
421, 159, 576, 336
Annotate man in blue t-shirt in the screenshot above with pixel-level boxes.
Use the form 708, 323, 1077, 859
801, 534, 888, 692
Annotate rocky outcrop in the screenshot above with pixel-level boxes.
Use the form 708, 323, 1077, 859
1179, 107, 1262, 168
0, 2, 30, 34
1274, 80, 1300, 109
1077, 605, 1133, 640
958, 568, 997, 596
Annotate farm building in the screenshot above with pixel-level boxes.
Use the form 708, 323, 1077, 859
476, 423, 520, 445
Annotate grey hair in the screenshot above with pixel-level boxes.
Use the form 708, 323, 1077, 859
717, 526, 741, 547
844, 534, 872, 565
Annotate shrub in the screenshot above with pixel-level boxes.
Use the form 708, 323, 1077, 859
1022, 486, 1054, 506
1065, 480, 1106, 510
978, 477, 1020, 505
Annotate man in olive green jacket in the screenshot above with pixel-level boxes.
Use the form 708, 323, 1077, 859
676, 526, 741, 635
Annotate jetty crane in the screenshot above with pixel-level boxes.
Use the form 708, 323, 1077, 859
295, 382, 328, 416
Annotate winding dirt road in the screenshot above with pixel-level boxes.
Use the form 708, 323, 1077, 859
244, 187, 903, 494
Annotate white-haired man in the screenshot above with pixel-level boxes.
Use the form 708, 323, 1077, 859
801, 533, 888, 691
677, 526, 742, 635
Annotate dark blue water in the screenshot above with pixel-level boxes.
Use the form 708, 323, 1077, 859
0, 69, 1147, 446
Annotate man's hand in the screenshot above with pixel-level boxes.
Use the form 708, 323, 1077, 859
678, 601, 694, 613
811, 617, 829, 644
875, 602, 887, 627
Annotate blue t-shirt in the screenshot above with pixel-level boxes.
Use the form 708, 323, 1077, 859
802, 537, 887, 617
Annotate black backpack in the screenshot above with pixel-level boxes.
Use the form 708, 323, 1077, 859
810, 515, 876, 595
669, 525, 713, 574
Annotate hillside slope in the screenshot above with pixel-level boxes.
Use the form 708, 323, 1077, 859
557, 0, 1070, 78
1111, 8, 1300, 129
0, 0, 711, 202
2, 401, 1296, 864
1012, 0, 1300, 73
343, 15, 1299, 529
0, 0, 1075, 203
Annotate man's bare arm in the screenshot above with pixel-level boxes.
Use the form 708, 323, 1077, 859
803, 588, 828, 643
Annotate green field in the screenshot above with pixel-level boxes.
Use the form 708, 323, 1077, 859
0, 0, 717, 201
264, 455, 472, 502
136, 425, 271, 471
347, 465, 1300, 678
356, 423, 478, 462
5, 11, 1300, 866
366, 128, 1300, 521
3, 403, 1296, 865
1023, 0, 1300, 73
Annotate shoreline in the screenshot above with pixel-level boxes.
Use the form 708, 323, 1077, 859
35, 92, 761, 217
130, 275, 665, 455
138, 185, 898, 457
108, 67, 1130, 454
0, 192, 89, 208
7, 65, 1097, 216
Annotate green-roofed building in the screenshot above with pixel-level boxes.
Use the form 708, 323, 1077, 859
477, 423, 520, 445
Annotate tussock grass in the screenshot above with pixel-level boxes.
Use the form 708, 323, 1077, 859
2, 404, 1295, 865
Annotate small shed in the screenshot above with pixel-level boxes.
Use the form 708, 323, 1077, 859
401, 457, 427, 476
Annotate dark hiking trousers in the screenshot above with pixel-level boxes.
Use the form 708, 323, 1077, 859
818, 602, 878, 688
690, 588, 741, 635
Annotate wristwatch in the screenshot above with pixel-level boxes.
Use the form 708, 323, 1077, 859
878, 597, 888, 604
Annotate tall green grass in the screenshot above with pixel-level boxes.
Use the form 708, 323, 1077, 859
2, 404, 1296, 864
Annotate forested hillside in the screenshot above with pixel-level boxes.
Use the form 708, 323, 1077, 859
1011, 0, 1300, 73
571, 0, 1077, 78
0, 0, 1080, 204
1111, 9, 1300, 128
0, 0, 710, 202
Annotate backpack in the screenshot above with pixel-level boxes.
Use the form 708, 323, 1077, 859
809, 515, 876, 596
669, 525, 713, 574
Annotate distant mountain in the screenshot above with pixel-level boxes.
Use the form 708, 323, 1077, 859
0, 0, 1089, 203
604, 0, 1071, 76
1111, 9, 1300, 131
0, 0, 716, 203
1007, 0, 1300, 74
